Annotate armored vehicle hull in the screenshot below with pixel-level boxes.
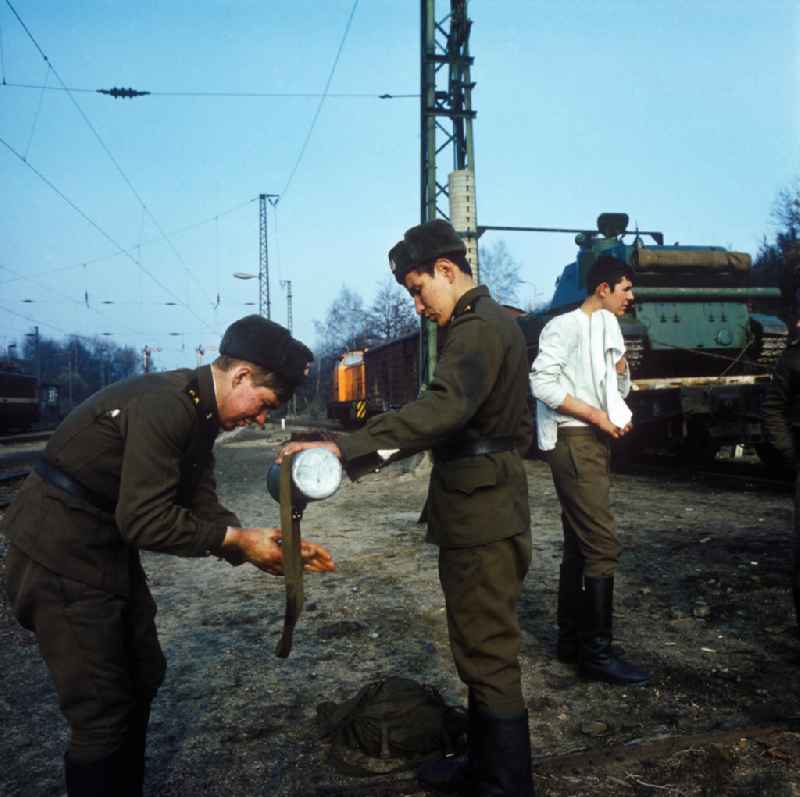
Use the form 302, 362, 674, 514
519, 213, 786, 461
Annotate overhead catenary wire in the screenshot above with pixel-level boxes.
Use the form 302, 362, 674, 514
0, 302, 135, 344
0, 133, 218, 335
1, 302, 206, 357
22, 61, 47, 160
0, 195, 258, 289
4, 0, 218, 312
1, 81, 418, 100
0, 261, 148, 337
280, 0, 361, 199
0, 16, 6, 83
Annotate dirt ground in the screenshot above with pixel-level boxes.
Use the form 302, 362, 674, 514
1, 427, 799, 797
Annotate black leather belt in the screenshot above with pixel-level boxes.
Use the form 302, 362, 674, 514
433, 435, 517, 463
34, 460, 116, 514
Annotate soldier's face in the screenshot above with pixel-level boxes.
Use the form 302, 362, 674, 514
218, 376, 281, 430
599, 277, 634, 317
404, 262, 458, 327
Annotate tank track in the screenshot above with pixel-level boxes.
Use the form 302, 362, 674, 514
754, 332, 787, 371
623, 334, 646, 375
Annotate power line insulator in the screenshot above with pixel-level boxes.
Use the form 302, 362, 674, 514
97, 86, 151, 99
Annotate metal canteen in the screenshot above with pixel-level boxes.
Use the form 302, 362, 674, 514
266, 447, 342, 509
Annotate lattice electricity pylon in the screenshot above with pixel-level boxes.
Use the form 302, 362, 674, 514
259, 193, 279, 319
419, 0, 477, 385
420, 0, 476, 225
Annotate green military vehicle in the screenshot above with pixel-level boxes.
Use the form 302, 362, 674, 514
518, 213, 787, 463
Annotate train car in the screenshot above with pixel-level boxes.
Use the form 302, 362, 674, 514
327, 335, 421, 427
363, 331, 420, 414
0, 366, 40, 433
327, 350, 367, 426
518, 212, 786, 462
327, 312, 517, 427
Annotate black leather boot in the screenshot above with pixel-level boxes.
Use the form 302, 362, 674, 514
556, 561, 582, 661
578, 575, 650, 686
64, 748, 125, 797
473, 710, 535, 797
124, 702, 151, 797
793, 585, 800, 634
417, 695, 477, 795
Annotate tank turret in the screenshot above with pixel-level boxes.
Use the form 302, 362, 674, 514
523, 213, 786, 379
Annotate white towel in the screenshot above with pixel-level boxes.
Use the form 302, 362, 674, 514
590, 309, 632, 430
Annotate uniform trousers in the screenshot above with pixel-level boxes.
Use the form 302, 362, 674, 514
793, 469, 800, 593
438, 531, 532, 717
546, 427, 620, 578
5, 545, 166, 762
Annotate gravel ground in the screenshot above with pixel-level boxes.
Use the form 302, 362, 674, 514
1, 427, 799, 796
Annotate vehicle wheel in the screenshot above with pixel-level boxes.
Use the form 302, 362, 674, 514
755, 443, 793, 476
678, 431, 719, 466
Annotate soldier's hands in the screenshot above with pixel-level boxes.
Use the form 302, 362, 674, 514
221, 527, 335, 576
595, 410, 632, 439
297, 535, 337, 573
276, 440, 343, 463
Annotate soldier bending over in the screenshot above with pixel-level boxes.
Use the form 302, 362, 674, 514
2, 316, 334, 796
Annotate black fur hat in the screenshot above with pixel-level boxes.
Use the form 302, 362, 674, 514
219, 315, 313, 387
388, 240, 413, 285
404, 219, 466, 266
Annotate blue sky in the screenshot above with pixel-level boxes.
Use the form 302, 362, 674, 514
1, 0, 798, 370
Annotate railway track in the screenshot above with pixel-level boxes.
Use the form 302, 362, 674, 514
613, 453, 793, 494
0, 468, 31, 509
0, 428, 55, 446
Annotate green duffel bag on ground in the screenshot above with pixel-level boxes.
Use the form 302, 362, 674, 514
317, 675, 468, 776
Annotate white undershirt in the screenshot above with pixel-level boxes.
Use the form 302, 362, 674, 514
529, 308, 630, 450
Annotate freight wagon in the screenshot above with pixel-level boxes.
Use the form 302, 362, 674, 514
327, 333, 421, 427
0, 366, 40, 433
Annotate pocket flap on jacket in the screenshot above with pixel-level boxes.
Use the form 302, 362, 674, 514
440, 459, 498, 495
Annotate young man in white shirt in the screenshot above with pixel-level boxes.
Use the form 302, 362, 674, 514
530, 254, 651, 685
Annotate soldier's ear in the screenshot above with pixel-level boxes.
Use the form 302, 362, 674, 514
232, 365, 252, 388
435, 258, 456, 283
595, 281, 611, 298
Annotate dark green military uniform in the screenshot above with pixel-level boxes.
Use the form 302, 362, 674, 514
2, 314, 313, 797
762, 340, 800, 628
2, 365, 238, 764
339, 285, 532, 716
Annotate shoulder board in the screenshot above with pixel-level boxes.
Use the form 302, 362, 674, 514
183, 379, 201, 408
453, 296, 482, 322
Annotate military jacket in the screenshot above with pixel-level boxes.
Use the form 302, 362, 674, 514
763, 341, 800, 467
0, 366, 240, 595
339, 286, 532, 548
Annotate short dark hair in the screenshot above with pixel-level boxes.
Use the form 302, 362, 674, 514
586, 255, 633, 295
412, 251, 473, 278
212, 355, 292, 401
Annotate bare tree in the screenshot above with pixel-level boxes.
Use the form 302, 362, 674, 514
754, 178, 800, 318
16, 332, 141, 406
774, 179, 800, 233
478, 240, 524, 306
313, 285, 371, 359
366, 279, 418, 342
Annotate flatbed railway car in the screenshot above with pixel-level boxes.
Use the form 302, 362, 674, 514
0, 367, 40, 433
